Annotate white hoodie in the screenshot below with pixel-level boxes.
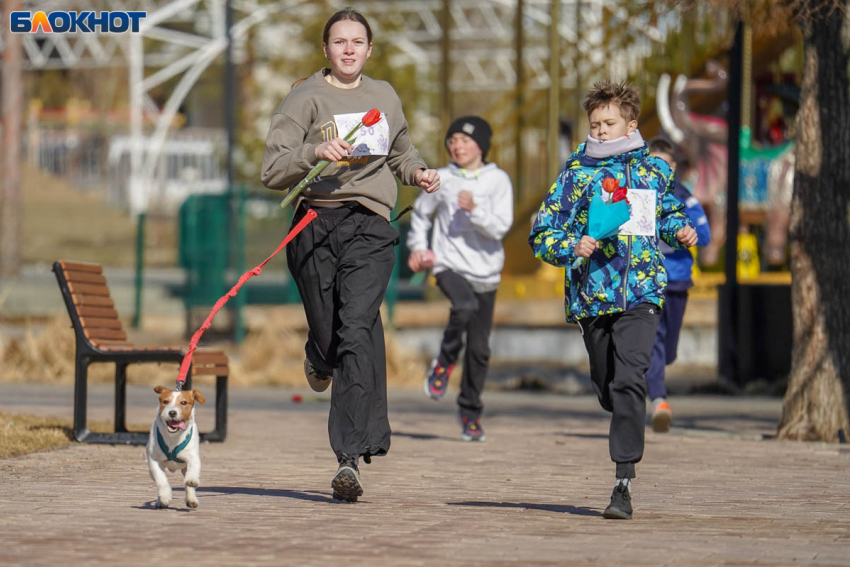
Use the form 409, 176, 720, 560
407, 162, 514, 290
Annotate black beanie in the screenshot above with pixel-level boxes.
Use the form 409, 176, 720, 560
445, 116, 492, 160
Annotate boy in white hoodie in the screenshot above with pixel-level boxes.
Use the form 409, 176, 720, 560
407, 116, 514, 441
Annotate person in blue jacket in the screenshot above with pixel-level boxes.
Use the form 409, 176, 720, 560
645, 137, 711, 433
529, 80, 696, 520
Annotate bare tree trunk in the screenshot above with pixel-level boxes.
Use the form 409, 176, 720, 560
1, 0, 24, 277
777, 0, 850, 441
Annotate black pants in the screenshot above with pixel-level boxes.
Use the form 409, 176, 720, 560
435, 270, 497, 420
578, 303, 660, 478
287, 204, 397, 462
646, 290, 688, 400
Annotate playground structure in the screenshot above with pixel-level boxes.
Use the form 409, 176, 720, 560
657, 60, 796, 271
1, 2, 799, 344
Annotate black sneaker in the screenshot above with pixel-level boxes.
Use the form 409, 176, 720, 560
603, 482, 633, 519
331, 455, 363, 502
304, 359, 332, 393
461, 416, 486, 442
423, 359, 454, 400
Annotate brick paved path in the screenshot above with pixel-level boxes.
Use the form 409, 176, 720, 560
1, 386, 849, 566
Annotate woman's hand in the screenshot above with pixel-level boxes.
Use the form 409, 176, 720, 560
414, 169, 441, 193
315, 138, 353, 162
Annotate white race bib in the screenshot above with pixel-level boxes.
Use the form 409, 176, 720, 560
333, 112, 390, 156
616, 188, 656, 236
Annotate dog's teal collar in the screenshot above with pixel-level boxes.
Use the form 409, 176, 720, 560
157, 425, 192, 463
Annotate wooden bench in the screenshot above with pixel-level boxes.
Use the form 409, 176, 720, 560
53, 260, 228, 444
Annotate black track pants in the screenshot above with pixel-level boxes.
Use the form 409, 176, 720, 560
287, 204, 397, 462
435, 270, 497, 420
578, 303, 660, 478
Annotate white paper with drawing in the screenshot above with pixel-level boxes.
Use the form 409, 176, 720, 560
614, 188, 656, 236
334, 112, 390, 156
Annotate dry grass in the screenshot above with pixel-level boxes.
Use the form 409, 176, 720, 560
19, 162, 176, 267
0, 316, 178, 385
0, 312, 430, 388
0, 412, 146, 459
0, 412, 74, 458
1, 316, 94, 383
230, 310, 430, 388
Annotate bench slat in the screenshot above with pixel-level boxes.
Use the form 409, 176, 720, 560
64, 271, 107, 285
193, 365, 229, 376
77, 306, 119, 319
72, 295, 114, 308
193, 351, 228, 365
68, 283, 111, 297
80, 317, 123, 330
96, 345, 183, 352
85, 328, 128, 341
59, 261, 102, 274
93, 340, 135, 348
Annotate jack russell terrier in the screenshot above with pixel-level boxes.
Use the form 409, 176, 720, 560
146, 385, 205, 509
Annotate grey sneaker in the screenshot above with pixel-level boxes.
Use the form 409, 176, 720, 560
303, 359, 332, 392
332, 455, 364, 502
603, 482, 633, 519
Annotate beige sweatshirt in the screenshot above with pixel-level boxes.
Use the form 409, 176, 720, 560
261, 69, 428, 220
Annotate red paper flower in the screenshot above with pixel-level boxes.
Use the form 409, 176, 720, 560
611, 186, 629, 204
362, 108, 381, 127
602, 178, 620, 193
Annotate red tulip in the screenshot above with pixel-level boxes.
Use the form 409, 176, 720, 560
362, 108, 381, 127
602, 178, 620, 193
611, 186, 629, 204
281, 107, 383, 211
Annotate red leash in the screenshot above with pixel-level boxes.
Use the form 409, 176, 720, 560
176, 208, 318, 386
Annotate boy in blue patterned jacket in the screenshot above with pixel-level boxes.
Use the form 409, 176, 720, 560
529, 81, 697, 520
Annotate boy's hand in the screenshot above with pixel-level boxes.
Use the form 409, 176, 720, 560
575, 235, 599, 258
408, 250, 435, 272
415, 169, 441, 193
676, 226, 698, 247
408, 251, 424, 272
315, 138, 352, 162
458, 190, 476, 212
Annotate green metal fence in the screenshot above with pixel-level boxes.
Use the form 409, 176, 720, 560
178, 187, 293, 341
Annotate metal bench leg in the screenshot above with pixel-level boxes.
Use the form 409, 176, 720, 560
74, 356, 91, 442
114, 362, 129, 433
200, 374, 228, 442
215, 373, 228, 440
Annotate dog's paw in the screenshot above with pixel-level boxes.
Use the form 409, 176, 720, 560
155, 498, 170, 509
186, 498, 199, 509
185, 479, 199, 488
